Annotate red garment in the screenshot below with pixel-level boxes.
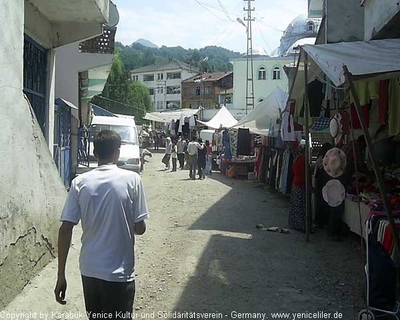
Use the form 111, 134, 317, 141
206, 145, 212, 155
379, 80, 390, 124
382, 223, 400, 255
350, 104, 370, 129
292, 155, 306, 187
289, 101, 296, 115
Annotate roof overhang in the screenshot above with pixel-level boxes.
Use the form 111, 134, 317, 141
289, 38, 400, 102
25, 0, 114, 48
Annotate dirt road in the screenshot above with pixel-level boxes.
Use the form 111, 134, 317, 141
2, 152, 364, 319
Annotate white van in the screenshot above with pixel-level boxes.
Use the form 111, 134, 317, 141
89, 116, 141, 173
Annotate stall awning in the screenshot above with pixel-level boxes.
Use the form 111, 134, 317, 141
55, 98, 79, 119
197, 106, 238, 129
290, 38, 400, 101
91, 103, 117, 117
231, 87, 288, 136
144, 109, 200, 123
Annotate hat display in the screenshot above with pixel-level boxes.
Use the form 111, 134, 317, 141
330, 113, 342, 145
322, 179, 346, 207
323, 147, 347, 178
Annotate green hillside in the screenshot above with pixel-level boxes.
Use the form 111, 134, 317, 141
116, 42, 241, 73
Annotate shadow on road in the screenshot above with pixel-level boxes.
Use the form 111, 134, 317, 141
172, 175, 364, 318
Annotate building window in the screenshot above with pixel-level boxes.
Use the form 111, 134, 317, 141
149, 88, 154, 95
203, 86, 211, 95
196, 87, 201, 96
167, 72, 181, 79
157, 73, 164, 80
167, 86, 181, 94
258, 67, 266, 80
143, 74, 154, 81
273, 67, 281, 80
307, 21, 314, 32
189, 88, 197, 96
132, 75, 139, 81
23, 35, 47, 134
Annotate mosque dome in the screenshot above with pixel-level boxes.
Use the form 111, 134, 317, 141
272, 14, 321, 57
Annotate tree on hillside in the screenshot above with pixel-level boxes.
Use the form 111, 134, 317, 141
92, 49, 152, 122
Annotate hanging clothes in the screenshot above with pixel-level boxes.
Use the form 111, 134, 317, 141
178, 114, 184, 133
170, 119, 176, 135
222, 130, 232, 160
378, 80, 390, 125
281, 112, 295, 142
189, 115, 196, 128
307, 80, 324, 117
389, 78, 400, 137
237, 128, 251, 155
350, 104, 370, 129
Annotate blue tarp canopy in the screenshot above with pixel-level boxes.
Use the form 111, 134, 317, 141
91, 103, 116, 117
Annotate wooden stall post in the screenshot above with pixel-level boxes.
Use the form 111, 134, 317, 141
304, 52, 311, 242
343, 65, 400, 256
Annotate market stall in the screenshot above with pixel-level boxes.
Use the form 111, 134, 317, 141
288, 38, 400, 247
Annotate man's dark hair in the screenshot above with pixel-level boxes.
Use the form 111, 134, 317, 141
191, 136, 197, 142
198, 138, 203, 143
93, 130, 121, 160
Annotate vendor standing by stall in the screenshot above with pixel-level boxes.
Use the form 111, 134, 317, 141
288, 147, 307, 232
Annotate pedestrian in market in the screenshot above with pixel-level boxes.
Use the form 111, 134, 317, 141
205, 140, 213, 175
171, 141, 178, 172
177, 136, 186, 170
197, 138, 206, 179
187, 136, 204, 180
55, 130, 149, 319
153, 130, 159, 151
288, 146, 308, 232
312, 142, 333, 228
163, 137, 172, 170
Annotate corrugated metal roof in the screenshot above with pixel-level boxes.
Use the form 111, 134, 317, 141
130, 60, 198, 74
183, 71, 233, 83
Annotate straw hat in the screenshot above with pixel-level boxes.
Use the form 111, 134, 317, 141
323, 147, 347, 178
322, 179, 346, 207
330, 113, 343, 145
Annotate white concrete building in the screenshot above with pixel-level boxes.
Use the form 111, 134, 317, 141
363, 0, 400, 40
130, 60, 199, 111
230, 53, 292, 119
0, 0, 110, 308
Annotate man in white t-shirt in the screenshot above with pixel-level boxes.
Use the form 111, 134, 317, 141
187, 136, 203, 180
54, 130, 149, 319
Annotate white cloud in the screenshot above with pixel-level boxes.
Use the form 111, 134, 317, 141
113, 0, 308, 53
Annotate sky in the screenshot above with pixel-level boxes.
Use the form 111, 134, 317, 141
112, 0, 308, 54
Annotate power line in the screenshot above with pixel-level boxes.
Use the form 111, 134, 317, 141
254, 12, 285, 33
192, 0, 231, 22
217, 0, 235, 22
93, 95, 150, 114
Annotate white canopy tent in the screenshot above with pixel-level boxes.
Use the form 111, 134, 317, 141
289, 38, 400, 101
197, 106, 238, 129
144, 109, 200, 123
231, 87, 288, 136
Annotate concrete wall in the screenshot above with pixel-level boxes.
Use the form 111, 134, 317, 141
55, 42, 113, 107
364, 0, 400, 40
325, 0, 364, 43
0, 1, 67, 309
231, 57, 291, 112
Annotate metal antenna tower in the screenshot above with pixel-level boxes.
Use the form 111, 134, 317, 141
244, 0, 255, 115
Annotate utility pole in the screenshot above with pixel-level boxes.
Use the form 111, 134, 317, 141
244, 0, 255, 115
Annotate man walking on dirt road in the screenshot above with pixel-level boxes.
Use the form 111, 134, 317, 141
55, 130, 149, 320
187, 136, 204, 180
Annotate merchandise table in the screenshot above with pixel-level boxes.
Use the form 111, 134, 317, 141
342, 199, 370, 238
